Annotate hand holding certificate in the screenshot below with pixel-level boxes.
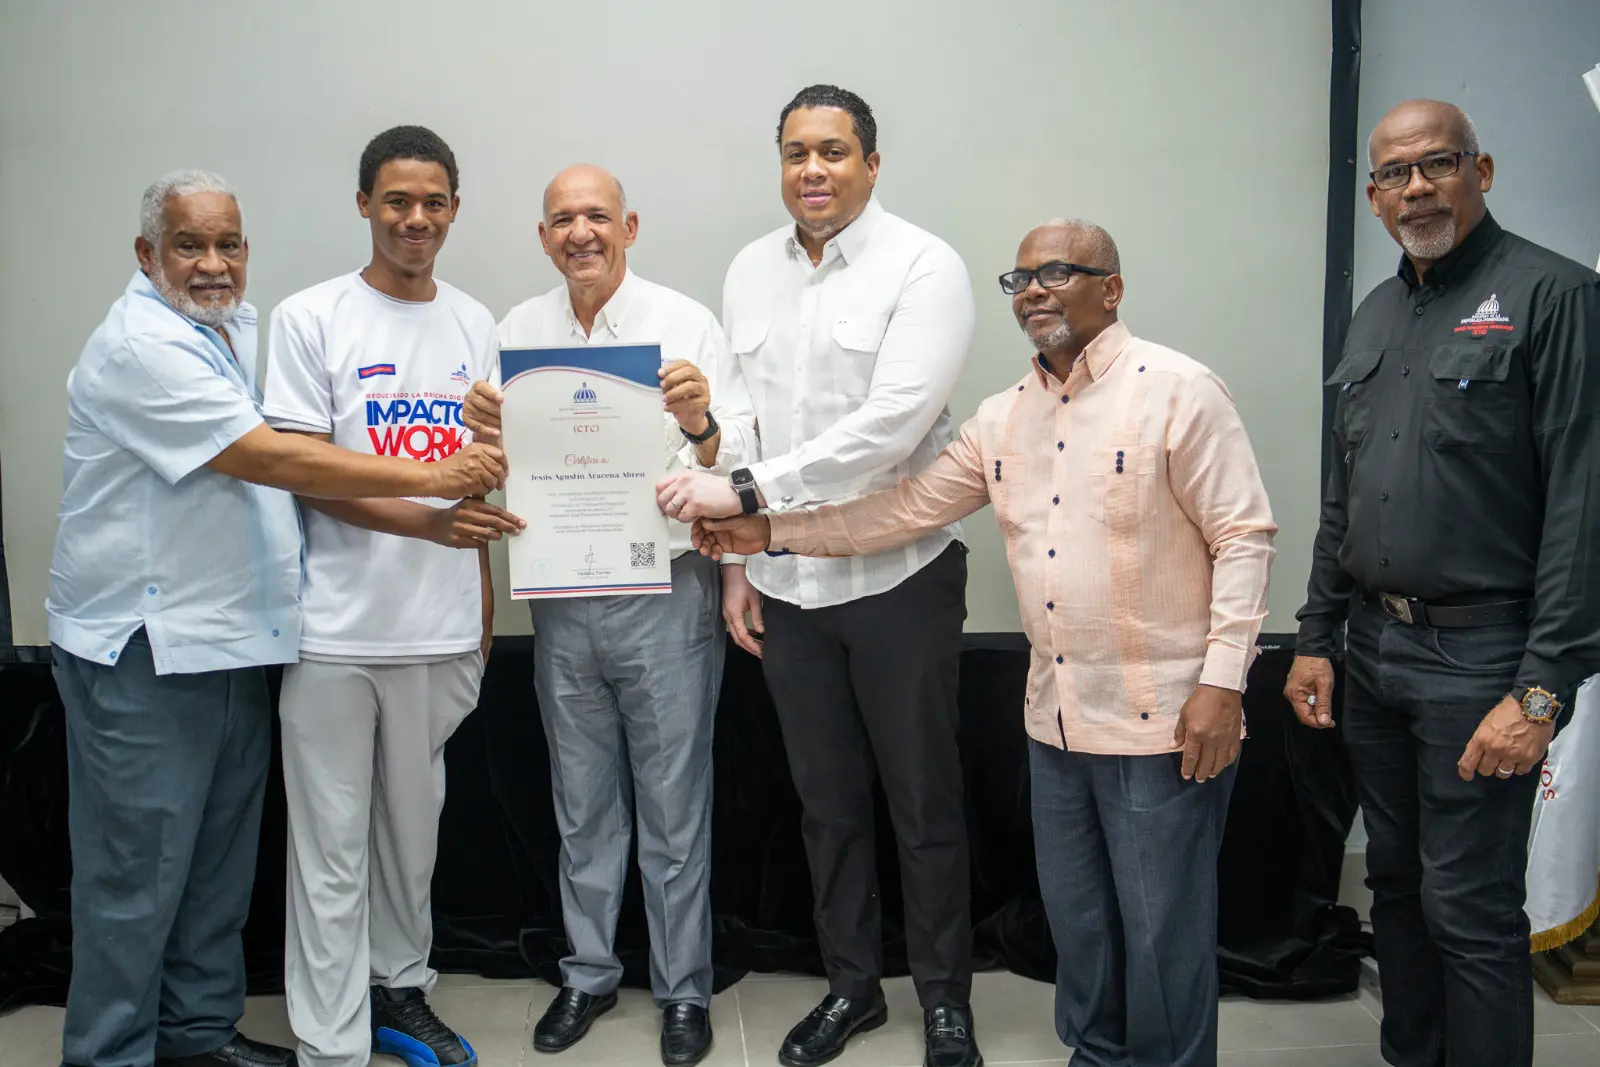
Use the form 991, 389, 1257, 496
496, 344, 672, 599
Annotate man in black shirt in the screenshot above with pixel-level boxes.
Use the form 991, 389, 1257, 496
1285, 98, 1600, 1067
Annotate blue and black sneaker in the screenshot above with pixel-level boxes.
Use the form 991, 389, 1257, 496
371, 986, 476, 1067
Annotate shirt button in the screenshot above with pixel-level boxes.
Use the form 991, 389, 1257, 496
1057, 441, 1064, 451
1141, 712, 1149, 720
1046, 601, 1054, 610
1056, 655, 1064, 664
109, 650, 117, 660
1061, 395, 1069, 404
1048, 549, 1056, 558
271, 629, 281, 637
1381, 491, 1390, 501
146, 585, 158, 595
1052, 495, 1060, 505
1402, 366, 1410, 377
1390, 430, 1399, 439
1414, 306, 1425, 316
1380, 555, 1390, 567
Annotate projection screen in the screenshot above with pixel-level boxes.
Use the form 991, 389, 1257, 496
0, 0, 1332, 644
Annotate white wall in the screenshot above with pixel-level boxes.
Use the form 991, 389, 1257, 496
0, 0, 1332, 642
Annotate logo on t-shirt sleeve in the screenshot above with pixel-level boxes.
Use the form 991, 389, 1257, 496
358, 363, 398, 379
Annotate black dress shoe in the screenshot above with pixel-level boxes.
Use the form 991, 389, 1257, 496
778, 991, 889, 1067
532, 987, 619, 1053
923, 1006, 982, 1067
660, 1001, 713, 1066
156, 1033, 297, 1067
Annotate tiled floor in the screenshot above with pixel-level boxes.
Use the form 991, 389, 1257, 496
3, 970, 1599, 1067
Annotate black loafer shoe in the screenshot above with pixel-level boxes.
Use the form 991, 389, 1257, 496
923, 1006, 982, 1067
778, 991, 889, 1067
156, 1034, 297, 1067
660, 1001, 713, 1066
532, 987, 619, 1053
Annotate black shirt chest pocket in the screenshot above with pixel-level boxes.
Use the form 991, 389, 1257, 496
1424, 343, 1516, 453
1326, 347, 1382, 450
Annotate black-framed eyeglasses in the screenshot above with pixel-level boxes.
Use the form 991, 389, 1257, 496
998, 261, 1111, 295
1370, 150, 1478, 191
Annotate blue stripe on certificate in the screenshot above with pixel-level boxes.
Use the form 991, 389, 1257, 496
515, 583, 672, 596
499, 344, 660, 389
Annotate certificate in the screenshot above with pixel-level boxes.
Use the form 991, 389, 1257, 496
499, 344, 671, 599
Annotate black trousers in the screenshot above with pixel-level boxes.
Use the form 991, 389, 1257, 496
1344, 599, 1538, 1067
760, 542, 973, 1010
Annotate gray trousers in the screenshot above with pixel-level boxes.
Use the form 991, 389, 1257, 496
529, 551, 722, 1007
53, 632, 270, 1067
278, 653, 483, 1067
1030, 741, 1237, 1067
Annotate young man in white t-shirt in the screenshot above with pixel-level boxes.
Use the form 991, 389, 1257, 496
262, 126, 523, 1067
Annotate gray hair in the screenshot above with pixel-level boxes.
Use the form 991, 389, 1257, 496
1036, 217, 1121, 274
1367, 101, 1481, 170
140, 169, 239, 246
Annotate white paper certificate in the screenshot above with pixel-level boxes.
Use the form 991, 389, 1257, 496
499, 344, 671, 599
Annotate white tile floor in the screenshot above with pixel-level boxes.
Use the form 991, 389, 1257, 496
3, 969, 1598, 1067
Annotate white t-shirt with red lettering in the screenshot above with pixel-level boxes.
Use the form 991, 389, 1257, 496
263, 271, 496, 658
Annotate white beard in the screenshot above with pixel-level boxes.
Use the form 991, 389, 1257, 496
1397, 215, 1458, 261
150, 263, 239, 328
1029, 320, 1073, 353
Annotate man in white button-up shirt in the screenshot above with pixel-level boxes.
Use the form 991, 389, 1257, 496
470, 164, 755, 1067
657, 85, 980, 1067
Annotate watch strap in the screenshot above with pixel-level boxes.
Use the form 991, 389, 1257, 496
680, 409, 719, 445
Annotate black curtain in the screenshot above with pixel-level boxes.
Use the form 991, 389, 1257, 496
0, 637, 1368, 1014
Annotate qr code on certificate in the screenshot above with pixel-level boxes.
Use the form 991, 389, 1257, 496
630, 542, 657, 569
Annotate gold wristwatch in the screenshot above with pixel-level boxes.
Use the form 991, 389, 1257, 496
1515, 686, 1561, 724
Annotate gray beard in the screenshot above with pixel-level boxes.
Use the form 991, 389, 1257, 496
1398, 216, 1458, 261
151, 264, 239, 328
1029, 320, 1073, 353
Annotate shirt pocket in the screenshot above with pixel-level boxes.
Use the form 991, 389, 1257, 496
1424, 342, 1515, 453
729, 319, 769, 359
1326, 347, 1383, 452
833, 313, 890, 355
988, 454, 1030, 533
1088, 444, 1160, 529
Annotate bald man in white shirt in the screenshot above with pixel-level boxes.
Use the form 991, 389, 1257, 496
466, 164, 756, 1067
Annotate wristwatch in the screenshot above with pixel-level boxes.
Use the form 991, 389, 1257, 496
680, 409, 719, 445
730, 468, 760, 516
1513, 686, 1561, 724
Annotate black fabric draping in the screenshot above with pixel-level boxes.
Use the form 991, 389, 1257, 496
0, 637, 1369, 1014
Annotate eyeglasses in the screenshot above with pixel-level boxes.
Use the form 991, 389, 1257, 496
1370, 150, 1478, 191
998, 261, 1111, 295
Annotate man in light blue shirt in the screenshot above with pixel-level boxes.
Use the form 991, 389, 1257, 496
46, 170, 507, 1067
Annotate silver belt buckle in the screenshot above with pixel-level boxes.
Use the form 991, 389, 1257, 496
1380, 593, 1414, 625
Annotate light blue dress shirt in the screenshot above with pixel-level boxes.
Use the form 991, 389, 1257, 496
46, 270, 303, 674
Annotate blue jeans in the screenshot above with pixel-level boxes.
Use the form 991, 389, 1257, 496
53, 632, 270, 1067
1030, 741, 1236, 1067
1344, 600, 1537, 1067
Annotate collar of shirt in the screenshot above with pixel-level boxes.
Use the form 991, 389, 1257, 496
562, 268, 638, 340
1396, 210, 1504, 292
784, 195, 886, 268
126, 270, 258, 396
1031, 319, 1133, 391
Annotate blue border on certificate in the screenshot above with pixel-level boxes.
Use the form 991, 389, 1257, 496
499, 344, 660, 389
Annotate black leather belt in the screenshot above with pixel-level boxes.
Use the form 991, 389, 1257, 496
1369, 592, 1530, 629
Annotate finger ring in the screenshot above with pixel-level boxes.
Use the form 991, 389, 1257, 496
1306, 695, 1317, 707
1496, 766, 1514, 777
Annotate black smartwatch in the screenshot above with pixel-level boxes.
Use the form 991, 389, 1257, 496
730, 468, 760, 516
680, 409, 719, 445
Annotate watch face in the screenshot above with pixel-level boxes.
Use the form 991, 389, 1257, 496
1526, 692, 1555, 719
